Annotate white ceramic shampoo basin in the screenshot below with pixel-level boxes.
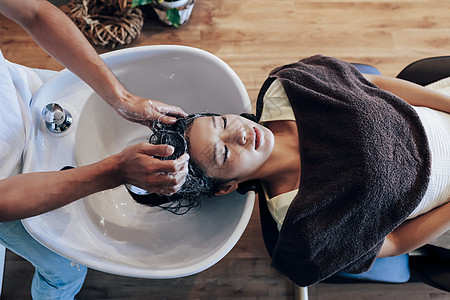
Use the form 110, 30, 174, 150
22, 46, 254, 278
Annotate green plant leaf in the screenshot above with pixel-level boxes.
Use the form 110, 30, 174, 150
131, 0, 155, 8
167, 8, 181, 27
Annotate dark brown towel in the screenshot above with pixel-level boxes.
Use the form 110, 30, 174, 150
256, 55, 431, 286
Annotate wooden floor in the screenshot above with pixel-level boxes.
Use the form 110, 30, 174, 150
1, 0, 450, 299
2, 208, 449, 300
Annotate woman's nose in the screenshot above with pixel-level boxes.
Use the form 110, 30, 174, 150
222, 126, 247, 145
235, 127, 247, 145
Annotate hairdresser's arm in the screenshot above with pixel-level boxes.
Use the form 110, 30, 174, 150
0, 0, 186, 125
364, 74, 450, 113
0, 144, 189, 222
378, 202, 450, 258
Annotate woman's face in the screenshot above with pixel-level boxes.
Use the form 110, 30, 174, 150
187, 114, 274, 181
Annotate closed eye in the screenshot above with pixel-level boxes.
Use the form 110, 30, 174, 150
223, 145, 229, 163
222, 116, 227, 129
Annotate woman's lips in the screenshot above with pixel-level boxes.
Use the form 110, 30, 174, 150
253, 127, 261, 150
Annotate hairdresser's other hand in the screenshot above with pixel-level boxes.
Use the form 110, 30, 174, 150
116, 143, 189, 195
113, 93, 187, 126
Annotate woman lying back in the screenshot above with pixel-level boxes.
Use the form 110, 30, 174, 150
135, 55, 450, 286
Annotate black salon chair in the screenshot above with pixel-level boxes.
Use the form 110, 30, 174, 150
397, 56, 450, 86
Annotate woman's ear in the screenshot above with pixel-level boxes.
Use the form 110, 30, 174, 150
215, 181, 239, 196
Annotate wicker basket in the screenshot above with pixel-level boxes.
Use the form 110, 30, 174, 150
67, 0, 144, 48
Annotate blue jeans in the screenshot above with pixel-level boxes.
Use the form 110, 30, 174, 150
0, 220, 87, 300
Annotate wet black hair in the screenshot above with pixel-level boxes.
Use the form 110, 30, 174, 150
127, 112, 259, 215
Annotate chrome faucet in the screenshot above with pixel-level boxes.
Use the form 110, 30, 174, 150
42, 103, 73, 133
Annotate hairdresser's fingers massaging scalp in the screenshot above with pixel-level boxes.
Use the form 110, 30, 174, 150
187, 114, 275, 183
137, 113, 274, 213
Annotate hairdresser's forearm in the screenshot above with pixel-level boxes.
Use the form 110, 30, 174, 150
8, 0, 129, 107
0, 156, 121, 222
379, 202, 450, 258
364, 74, 450, 113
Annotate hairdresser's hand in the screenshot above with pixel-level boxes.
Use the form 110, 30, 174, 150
113, 93, 188, 126
116, 143, 189, 195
